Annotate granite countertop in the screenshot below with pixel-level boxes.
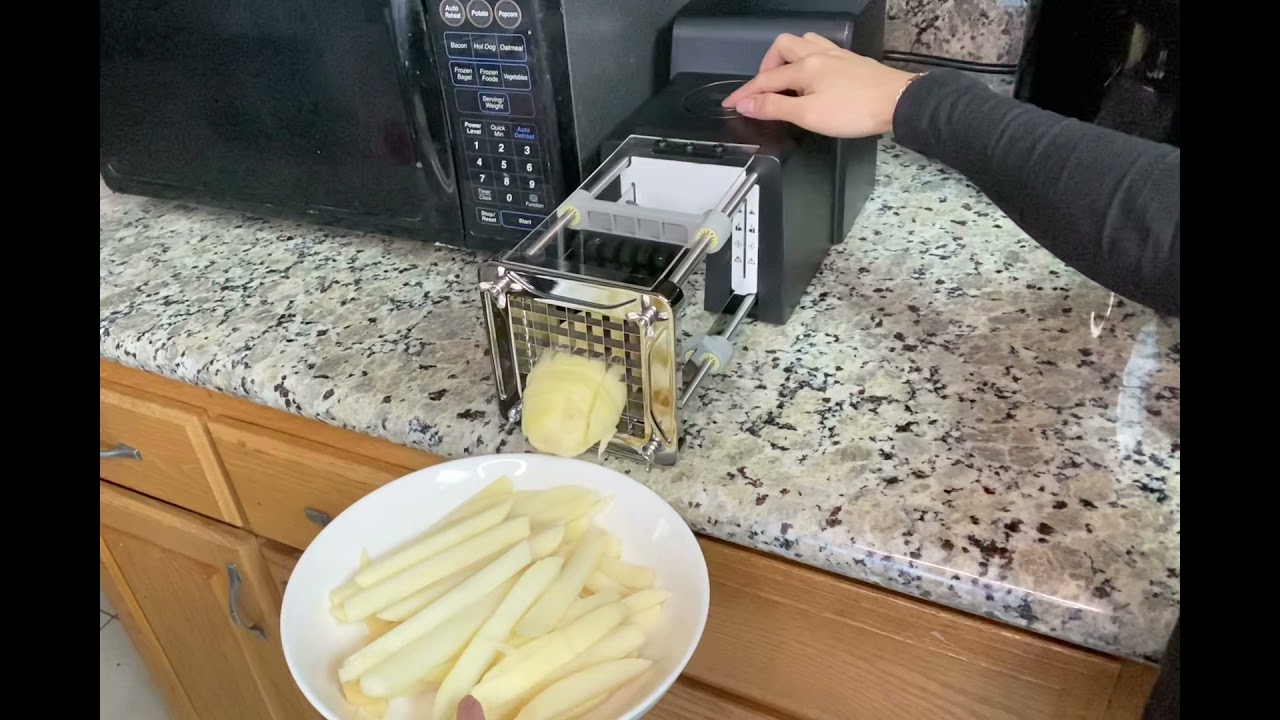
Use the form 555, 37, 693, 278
100, 139, 1180, 662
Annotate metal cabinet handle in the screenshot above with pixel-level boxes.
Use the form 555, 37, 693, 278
225, 563, 267, 641
304, 507, 332, 528
100, 443, 142, 461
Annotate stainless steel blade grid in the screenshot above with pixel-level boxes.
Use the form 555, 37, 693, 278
508, 294, 648, 439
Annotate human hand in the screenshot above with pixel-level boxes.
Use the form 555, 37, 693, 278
457, 696, 485, 720
721, 32, 918, 138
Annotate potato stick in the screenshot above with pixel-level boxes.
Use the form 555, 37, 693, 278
584, 571, 625, 595
629, 605, 662, 632
359, 580, 510, 699
434, 557, 565, 720
331, 580, 362, 607
342, 680, 381, 706
330, 548, 373, 607
515, 529, 607, 637
599, 557, 655, 589
340, 541, 533, 682
511, 486, 592, 518
343, 517, 530, 621
375, 565, 472, 622
440, 476, 515, 526
355, 498, 513, 587
525, 492, 597, 529
562, 692, 610, 720
621, 589, 670, 616
511, 625, 647, 709
529, 524, 565, 559
481, 602, 627, 695
364, 617, 398, 642
560, 590, 621, 626
513, 659, 653, 720
603, 533, 622, 558
562, 497, 609, 543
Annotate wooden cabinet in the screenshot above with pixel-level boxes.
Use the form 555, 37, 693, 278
99, 482, 317, 720
100, 382, 243, 525
209, 417, 411, 550
98, 359, 1158, 720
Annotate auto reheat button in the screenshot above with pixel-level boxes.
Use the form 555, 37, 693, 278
439, 0, 465, 27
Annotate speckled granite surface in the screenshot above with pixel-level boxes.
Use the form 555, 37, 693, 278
885, 0, 1029, 65
100, 139, 1180, 662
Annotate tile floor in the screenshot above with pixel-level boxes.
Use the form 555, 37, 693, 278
101, 586, 171, 720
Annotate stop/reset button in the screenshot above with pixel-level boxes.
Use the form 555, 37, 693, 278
439, 0, 465, 27
494, 0, 522, 30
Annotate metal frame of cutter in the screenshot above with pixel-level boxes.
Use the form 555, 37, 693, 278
480, 135, 761, 466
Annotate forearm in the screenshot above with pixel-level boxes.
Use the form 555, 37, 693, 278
892, 70, 1180, 316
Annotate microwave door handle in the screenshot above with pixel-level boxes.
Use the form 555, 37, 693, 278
387, 0, 455, 195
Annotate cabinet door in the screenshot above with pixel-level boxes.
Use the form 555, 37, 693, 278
100, 482, 317, 720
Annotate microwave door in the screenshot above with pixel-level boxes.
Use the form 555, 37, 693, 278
100, 0, 462, 238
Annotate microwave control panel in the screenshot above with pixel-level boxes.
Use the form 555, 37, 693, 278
428, 0, 558, 247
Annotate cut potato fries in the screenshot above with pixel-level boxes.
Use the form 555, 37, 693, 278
355, 497, 513, 587
514, 659, 654, 720
516, 529, 608, 638
326, 480, 669, 720
359, 580, 511, 698
341, 517, 531, 622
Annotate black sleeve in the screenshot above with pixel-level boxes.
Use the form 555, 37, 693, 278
892, 70, 1180, 317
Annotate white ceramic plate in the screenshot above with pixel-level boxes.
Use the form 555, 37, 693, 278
280, 454, 710, 720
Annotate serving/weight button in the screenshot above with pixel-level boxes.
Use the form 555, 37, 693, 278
439, 0, 465, 27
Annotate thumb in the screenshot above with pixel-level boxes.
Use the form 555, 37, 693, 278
736, 93, 805, 124
457, 696, 486, 720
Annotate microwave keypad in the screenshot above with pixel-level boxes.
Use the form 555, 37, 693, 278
437, 0, 552, 238
460, 119, 548, 223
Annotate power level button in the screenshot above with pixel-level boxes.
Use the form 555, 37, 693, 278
494, 0, 522, 29
439, 0, 465, 27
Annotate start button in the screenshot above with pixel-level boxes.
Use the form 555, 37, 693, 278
439, 0, 465, 27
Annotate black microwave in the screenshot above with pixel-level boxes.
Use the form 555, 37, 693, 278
100, 0, 884, 252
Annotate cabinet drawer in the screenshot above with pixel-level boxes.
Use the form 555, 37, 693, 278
209, 417, 410, 551
687, 539, 1122, 720
262, 541, 301, 600
100, 382, 242, 525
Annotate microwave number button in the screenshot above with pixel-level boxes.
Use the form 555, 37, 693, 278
466, 0, 494, 28
514, 142, 539, 159
494, 1, 522, 30
467, 169, 493, 187
440, 0, 466, 27
497, 189, 520, 206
